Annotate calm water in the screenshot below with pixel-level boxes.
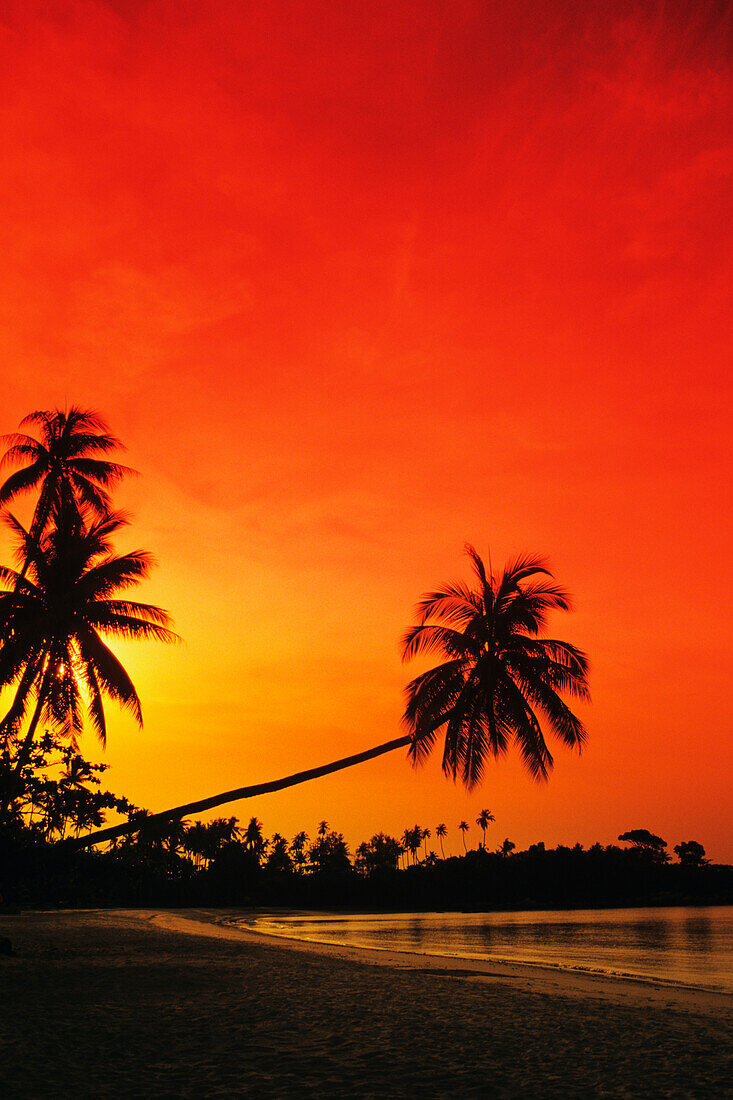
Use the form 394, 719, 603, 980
238, 906, 733, 993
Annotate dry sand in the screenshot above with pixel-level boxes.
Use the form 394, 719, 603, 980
1, 908, 731, 1099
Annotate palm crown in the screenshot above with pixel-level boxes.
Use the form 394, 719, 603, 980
401, 545, 589, 787
0, 508, 176, 749
0, 407, 132, 561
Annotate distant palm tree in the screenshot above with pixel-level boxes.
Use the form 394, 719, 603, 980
436, 822, 447, 858
289, 830, 309, 872
498, 838, 515, 857
317, 819, 329, 837
459, 820, 469, 853
0, 510, 176, 822
476, 808, 495, 848
400, 828, 411, 869
69, 547, 589, 850
0, 407, 132, 588
244, 816, 266, 862
422, 826, 431, 860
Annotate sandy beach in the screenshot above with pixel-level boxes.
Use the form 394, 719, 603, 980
1, 909, 731, 1099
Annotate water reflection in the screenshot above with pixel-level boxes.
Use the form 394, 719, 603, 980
248, 906, 733, 993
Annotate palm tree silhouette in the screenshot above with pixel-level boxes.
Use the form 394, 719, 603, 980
476, 808, 495, 848
0, 510, 176, 821
68, 546, 589, 850
436, 822, 447, 858
244, 816, 267, 862
317, 819, 329, 837
401, 546, 589, 785
422, 826, 431, 861
459, 820, 469, 853
289, 830, 309, 872
0, 407, 132, 587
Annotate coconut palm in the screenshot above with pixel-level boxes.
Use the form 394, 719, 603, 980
0, 407, 132, 587
289, 830, 309, 872
243, 816, 267, 863
436, 822, 447, 858
68, 547, 589, 850
0, 509, 176, 821
422, 826, 431, 861
498, 837, 516, 858
317, 819, 329, 837
459, 820, 469, 853
476, 808, 495, 848
401, 546, 589, 786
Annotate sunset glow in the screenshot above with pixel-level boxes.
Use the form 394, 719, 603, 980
1, 1, 731, 858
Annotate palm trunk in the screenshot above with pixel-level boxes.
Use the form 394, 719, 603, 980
63, 733, 414, 850
439, 837, 445, 859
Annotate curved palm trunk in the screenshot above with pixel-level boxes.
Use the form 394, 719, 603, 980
439, 837, 445, 859
63, 734, 413, 850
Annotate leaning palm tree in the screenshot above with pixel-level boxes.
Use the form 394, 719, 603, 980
0, 407, 132, 587
0, 508, 176, 821
436, 822, 447, 858
476, 808, 495, 848
67, 546, 589, 850
459, 820, 470, 853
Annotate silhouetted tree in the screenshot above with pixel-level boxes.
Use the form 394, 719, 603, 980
243, 817, 267, 864
289, 830, 309, 873
0, 406, 132, 591
477, 808, 495, 848
436, 822, 447, 858
498, 837, 515, 857
308, 830, 350, 874
674, 840, 708, 867
266, 833, 293, 874
402, 547, 589, 786
354, 833, 402, 875
459, 820, 469, 853
0, 510, 176, 823
618, 829, 670, 863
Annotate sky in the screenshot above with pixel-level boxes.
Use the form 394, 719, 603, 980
1, 0, 731, 860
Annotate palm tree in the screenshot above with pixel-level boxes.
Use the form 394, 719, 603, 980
459, 820, 469, 853
67, 547, 589, 850
498, 837, 515, 858
401, 546, 589, 785
317, 819, 329, 837
0, 407, 132, 588
436, 822, 447, 858
422, 826, 431, 861
0, 509, 176, 821
243, 816, 267, 863
476, 808, 495, 848
289, 830, 309, 872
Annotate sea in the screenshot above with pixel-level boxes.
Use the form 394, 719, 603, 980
235, 905, 733, 994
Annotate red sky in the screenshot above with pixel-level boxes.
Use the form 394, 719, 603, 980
1, 1, 731, 859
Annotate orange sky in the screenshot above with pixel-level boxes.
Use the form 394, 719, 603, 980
1, 1, 731, 860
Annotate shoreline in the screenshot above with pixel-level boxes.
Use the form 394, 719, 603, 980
139, 907, 733, 1016
2, 907, 732, 1097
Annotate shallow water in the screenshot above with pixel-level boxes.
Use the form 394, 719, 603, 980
239, 906, 733, 993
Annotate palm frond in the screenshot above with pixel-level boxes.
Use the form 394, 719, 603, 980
0, 464, 44, 506
400, 624, 475, 663
414, 581, 481, 626
76, 628, 143, 727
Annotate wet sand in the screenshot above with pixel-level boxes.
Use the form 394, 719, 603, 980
1, 908, 731, 1098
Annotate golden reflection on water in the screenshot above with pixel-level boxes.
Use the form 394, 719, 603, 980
247, 906, 733, 993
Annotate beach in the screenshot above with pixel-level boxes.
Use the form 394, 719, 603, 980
1, 910, 731, 1098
